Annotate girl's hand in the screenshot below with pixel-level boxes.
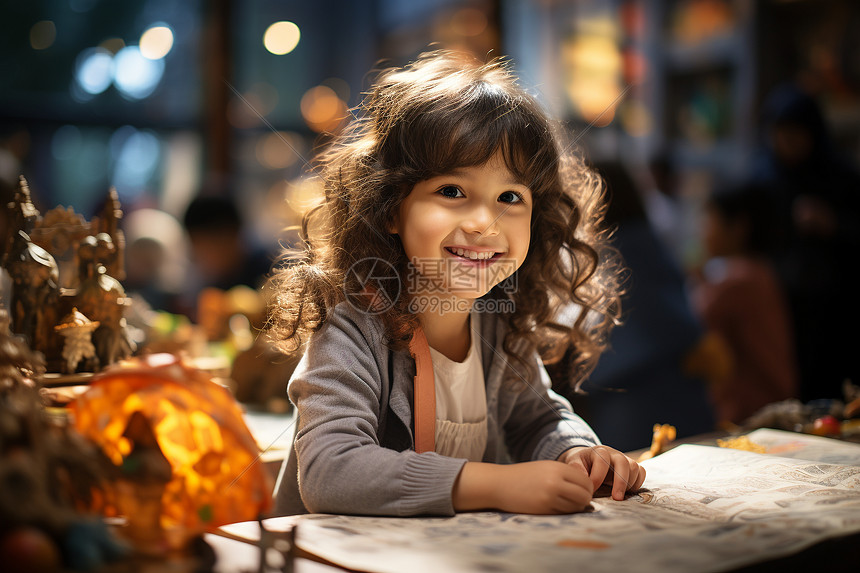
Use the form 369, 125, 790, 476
453, 460, 593, 514
559, 446, 646, 501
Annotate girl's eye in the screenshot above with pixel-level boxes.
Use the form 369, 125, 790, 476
438, 185, 464, 198
499, 190, 524, 204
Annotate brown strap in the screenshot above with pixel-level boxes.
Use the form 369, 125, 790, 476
409, 326, 436, 453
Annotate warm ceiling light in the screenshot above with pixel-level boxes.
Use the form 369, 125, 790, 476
140, 24, 174, 60
263, 21, 300, 55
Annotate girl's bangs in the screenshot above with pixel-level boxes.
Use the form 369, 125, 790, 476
401, 84, 556, 190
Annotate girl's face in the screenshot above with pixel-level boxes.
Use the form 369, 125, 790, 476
391, 154, 532, 303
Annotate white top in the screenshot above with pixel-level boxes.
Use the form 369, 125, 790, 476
428, 312, 488, 462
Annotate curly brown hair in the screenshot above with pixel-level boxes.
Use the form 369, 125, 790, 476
267, 50, 622, 387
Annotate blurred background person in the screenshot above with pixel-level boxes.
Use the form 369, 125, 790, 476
640, 148, 686, 268
689, 181, 799, 427
122, 207, 188, 314
179, 192, 275, 323
179, 190, 290, 409
751, 83, 860, 402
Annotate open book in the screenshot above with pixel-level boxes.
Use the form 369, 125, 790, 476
281, 429, 860, 573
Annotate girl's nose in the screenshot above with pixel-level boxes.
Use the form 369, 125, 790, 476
462, 201, 499, 236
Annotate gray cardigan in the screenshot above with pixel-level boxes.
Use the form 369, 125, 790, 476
272, 302, 600, 517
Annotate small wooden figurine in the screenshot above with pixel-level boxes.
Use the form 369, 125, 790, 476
75, 235, 133, 368
5, 230, 60, 354
94, 187, 126, 282
54, 308, 100, 374
638, 423, 677, 462
2, 176, 39, 266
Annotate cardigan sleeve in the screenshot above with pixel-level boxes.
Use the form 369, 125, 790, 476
501, 349, 601, 462
289, 306, 467, 516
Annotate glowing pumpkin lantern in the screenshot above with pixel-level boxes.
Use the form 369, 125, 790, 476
70, 354, 272, 549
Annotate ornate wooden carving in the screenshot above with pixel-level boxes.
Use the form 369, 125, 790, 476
1, 176, 133, 372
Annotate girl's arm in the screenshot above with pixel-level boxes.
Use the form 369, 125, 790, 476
452, 460, 593, 514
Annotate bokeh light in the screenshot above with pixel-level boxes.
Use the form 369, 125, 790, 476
287, 176, 324, 212
247, 82, 279, 115
263, 21, 301, 55
109, 125, 138, 160
113, 45, 165, 99
111, 127, 161, 201
30, 20, 56, 50
623, 48, 647, 86
75, 48, 114, 95
140, 24, 174, 60
321, 77, 350, 104
269, 176, 325, 227
563, 33, 623, 127
300, 85, 347, 133
449, 8, 488, 37
227, 83, 278, 129
256, 131, 304, 170
99, 37, 126, 54
619, 100, 654, 137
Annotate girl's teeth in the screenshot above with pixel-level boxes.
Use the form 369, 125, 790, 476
450, 248, 494, 260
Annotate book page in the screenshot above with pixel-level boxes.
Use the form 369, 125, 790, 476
743, 427, 860, 465
292, 444, 860, 573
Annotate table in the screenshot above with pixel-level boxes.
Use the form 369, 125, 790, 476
209, 428, 860, 573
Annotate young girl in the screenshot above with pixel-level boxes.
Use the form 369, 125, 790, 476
268, 50, 645, 517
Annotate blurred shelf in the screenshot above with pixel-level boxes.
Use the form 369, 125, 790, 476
40, 371, 95, 387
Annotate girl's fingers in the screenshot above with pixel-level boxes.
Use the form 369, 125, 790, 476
612, 458, 646, 499
633, 464, 647, 490
563, 462, 596, 492
587, 447, 611, 491
554, 478, 593, 513
610, 453, 630, 500
564, 447, 647, 500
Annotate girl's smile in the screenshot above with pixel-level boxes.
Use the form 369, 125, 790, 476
443, 246, 504, 263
